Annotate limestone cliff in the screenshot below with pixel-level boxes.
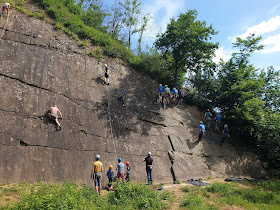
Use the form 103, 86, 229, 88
0, 8, 266, 185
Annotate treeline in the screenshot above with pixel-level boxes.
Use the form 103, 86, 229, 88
21, 0, 280, 169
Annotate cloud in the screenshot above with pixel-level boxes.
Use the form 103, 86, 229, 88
237, 16, 280, 39
260, 33, 280, 53
213, 47, 232, 63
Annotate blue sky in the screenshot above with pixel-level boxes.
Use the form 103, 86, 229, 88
140, 0, 280, 70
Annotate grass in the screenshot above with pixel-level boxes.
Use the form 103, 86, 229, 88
1, 180, 280, 209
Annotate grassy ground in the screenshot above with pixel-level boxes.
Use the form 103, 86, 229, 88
1, 179, 280, 209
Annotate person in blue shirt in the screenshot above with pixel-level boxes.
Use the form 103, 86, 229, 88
214, 114, 221, 132
219, 124, 230, 145
107, 165, 114, 189
196, 121, 205, 143
157, 84, 165, 104
164, 85, 171, 105
171, 87, 178, 103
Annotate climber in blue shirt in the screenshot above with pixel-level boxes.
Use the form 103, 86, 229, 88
196, 121, 205, 143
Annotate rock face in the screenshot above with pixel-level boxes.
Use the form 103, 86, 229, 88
0, 9, 266, 185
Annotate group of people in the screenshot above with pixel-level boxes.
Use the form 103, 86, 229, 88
157, 84, 184, 106
197, 109, 230, 145
91, 152, 153, 195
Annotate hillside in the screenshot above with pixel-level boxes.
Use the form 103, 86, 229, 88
0, 6, 266, 185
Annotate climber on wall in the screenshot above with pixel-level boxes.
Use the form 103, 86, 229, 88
104, 64, 109, 85
143, 152, 153, 185
205, 109, 212, 130
2, 2, 10, 16
157, 84, 165, 104
117, 90, 125, 107
196, 121, 206, 144
49, 105, 63, 130
219, 124, 230, 145
91, 155, 103, 195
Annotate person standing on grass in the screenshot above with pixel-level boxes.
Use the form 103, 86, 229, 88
91, 155, 103, 195
116, 158, 125, 181
107, 165, 114, 190
125, 161, 131, 182
143, 152, 153, 185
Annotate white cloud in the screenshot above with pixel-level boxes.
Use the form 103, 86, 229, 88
213, 47, 232, 64
143, 0, 184, 38
260, 33, 280, 53
237, 16, 280, 39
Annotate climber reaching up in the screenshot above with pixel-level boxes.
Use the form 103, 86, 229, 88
2, 2, 10, 16
117, 90, 125, 107
49, 105, 63, 130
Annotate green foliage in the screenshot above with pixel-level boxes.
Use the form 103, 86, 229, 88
13, 182, 99, 209
155, 9, 218, 86
107, 181, 164, 209
181, 194, 217, 210
204, 181, 280, 208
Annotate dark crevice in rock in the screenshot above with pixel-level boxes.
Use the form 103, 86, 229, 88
139, 118, 167, 127
168, 135, 175, 151
168, 151, 176, 182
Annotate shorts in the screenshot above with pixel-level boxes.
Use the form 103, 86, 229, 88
117, 172, 124, 181
216, 120, 221, 124
94, 172, 102, 187
49, 113, 58, 120
105, 73, 109, 78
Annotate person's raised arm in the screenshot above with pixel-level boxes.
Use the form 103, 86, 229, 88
58, 109, 63, 119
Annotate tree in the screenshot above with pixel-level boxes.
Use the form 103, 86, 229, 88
107, 0, 124, 39
137, 13, 150, 54
155, 10, 218, 86
79, 0, 108, 31
120, 0, 141, 50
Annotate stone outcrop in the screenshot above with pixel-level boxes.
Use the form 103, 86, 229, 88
0, 8, 266, 185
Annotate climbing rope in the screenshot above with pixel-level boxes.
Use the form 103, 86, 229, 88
123, 92, 144, 158
104, 78, 117, 160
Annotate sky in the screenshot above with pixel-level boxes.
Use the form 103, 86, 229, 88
137, 0, 280, 70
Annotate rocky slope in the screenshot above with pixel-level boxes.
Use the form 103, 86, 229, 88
0, 7, 266, 185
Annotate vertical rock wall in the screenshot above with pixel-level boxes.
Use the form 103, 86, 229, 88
0, 9, 266, 185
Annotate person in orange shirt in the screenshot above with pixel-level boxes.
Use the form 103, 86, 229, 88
2, 3, 10, 15
49, 105, 63, 129
91, 155, 103, 195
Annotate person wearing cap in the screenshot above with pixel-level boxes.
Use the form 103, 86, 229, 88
125, 161, 131, 182
49, 105, 63, 130
107, 165, 114, 189
104, 64, 109, 85
219, 124, 230, 145
116, 158, 125, 181
214, 113, 221, 132
171, 87, 178, 103
157, 84, 165, 104
196, 121, 205, 143
91, 155, 103, 195
143, 152, 153, 185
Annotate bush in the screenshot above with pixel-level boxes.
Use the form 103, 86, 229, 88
181, 194, 217, 210
107, 181, 164, 209
13, 182, 99, 209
